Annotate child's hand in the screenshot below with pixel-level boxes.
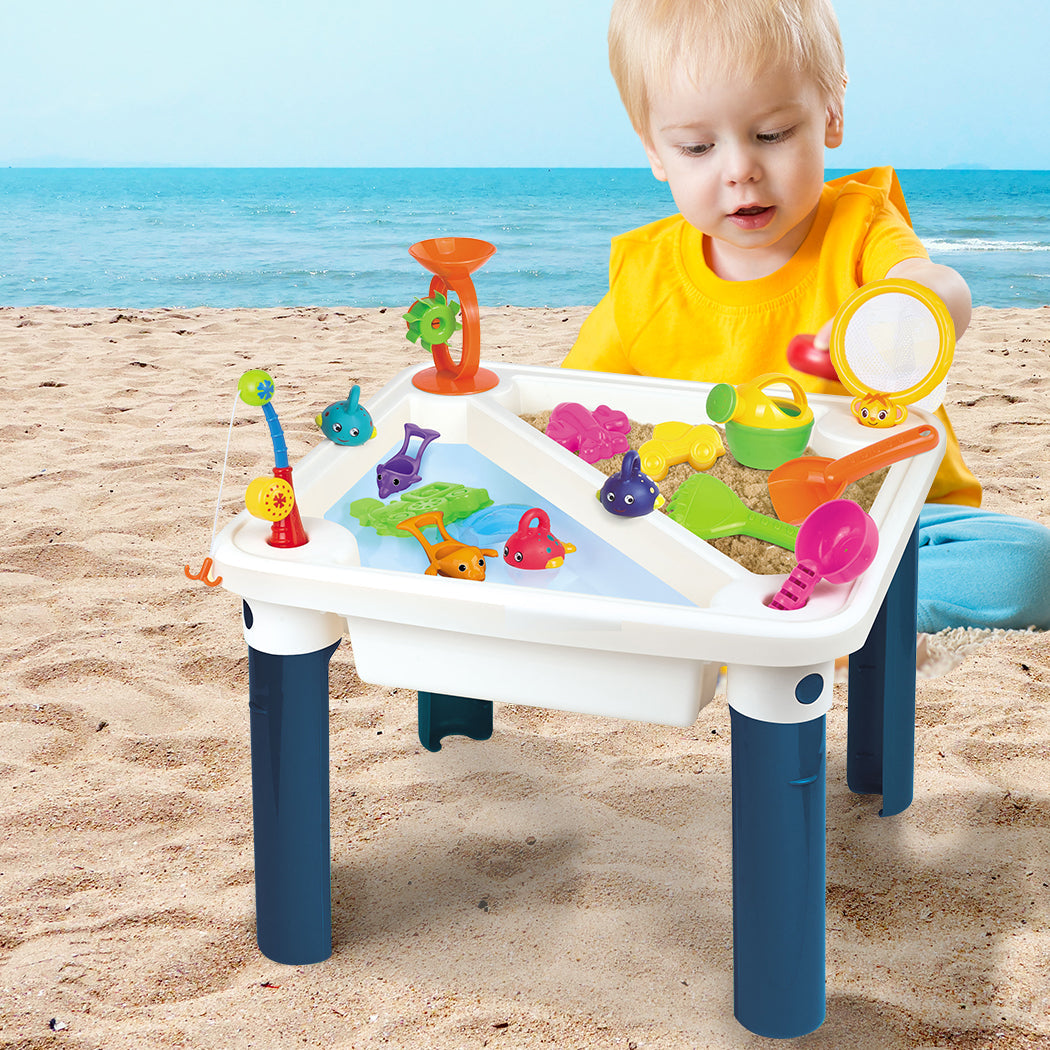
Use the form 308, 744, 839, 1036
813, 317, 835, 352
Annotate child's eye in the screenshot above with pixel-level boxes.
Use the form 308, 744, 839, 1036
678, 143, 713, 157
757, 126, 796, 145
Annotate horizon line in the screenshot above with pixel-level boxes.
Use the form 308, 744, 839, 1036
2, 163, 1046, 173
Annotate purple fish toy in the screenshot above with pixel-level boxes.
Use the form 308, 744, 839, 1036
376, 423, 440, 499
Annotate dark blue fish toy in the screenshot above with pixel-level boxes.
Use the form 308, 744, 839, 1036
598, 450, 665, 517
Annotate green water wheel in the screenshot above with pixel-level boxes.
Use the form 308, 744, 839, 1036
403, 292, 462, 349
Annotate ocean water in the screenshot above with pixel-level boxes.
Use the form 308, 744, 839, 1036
0, 167, 1047, 309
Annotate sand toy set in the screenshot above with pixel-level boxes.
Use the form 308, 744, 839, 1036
190, 237, 951, 1039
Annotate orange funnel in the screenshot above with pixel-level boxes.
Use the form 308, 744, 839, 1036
409, 237, 496, 281
408, 237, 499, 396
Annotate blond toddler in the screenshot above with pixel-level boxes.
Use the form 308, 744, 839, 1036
563, 0, 1050, 633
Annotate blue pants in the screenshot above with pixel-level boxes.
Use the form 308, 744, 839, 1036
917, 504, 1050, 633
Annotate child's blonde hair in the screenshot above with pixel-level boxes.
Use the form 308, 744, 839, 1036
609, 0, 847, 139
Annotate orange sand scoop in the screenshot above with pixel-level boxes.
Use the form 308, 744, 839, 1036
396, 510, 497, 581
767, 424, 938, 524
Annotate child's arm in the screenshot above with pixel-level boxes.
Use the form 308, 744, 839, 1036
812, 259, 972, 350
884, 258, 972, 340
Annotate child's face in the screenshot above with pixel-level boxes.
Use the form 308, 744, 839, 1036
643, 61, 843, 278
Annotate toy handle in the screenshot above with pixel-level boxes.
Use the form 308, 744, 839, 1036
786, 335, 840, 382
758, 373, 810, 415
519, 508, 551, 534
428, 274, 480, 381
768, 559, 820, 611
824, 425, 939, 491
746, 511, 801, 550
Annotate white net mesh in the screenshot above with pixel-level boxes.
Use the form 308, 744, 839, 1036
842, 291, 943, 393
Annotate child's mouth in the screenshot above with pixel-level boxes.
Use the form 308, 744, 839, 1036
729, 205, 776, 230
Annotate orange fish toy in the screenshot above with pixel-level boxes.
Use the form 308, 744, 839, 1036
396, 510, 496, 581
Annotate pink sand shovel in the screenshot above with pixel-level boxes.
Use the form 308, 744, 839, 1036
767, 498, 878, 611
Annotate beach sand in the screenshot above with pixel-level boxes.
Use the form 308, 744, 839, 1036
1, 304, 1048, 1049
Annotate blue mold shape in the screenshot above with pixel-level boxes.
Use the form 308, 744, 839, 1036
456, 503, 532, 548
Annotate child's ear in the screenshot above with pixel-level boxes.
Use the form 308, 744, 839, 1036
642, 137, 669, 182
825, 107, 844, 149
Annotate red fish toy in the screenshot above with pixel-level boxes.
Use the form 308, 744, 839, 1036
502, 508, 576, 570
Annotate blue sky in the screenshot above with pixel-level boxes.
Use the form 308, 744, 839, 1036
4, 0, 1048, 169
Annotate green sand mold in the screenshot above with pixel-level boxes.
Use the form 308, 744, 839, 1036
350, 481, 494, 536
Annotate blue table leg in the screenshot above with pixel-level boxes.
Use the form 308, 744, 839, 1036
248, 638, 340, 964
727, 663, 832, 1038
847, 523, 919, 817
418, 692, 493, 752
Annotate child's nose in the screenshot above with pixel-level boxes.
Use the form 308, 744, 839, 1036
723, 144, 762, 185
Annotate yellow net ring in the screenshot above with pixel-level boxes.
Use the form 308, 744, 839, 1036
830, 278, 954, 410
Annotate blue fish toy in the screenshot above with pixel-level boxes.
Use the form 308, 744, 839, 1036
598, 450, 664, 517
316, 384, 376, 446
376, 423, 441, 499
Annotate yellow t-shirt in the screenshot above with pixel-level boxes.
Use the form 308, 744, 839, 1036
562, 166, 981, 506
